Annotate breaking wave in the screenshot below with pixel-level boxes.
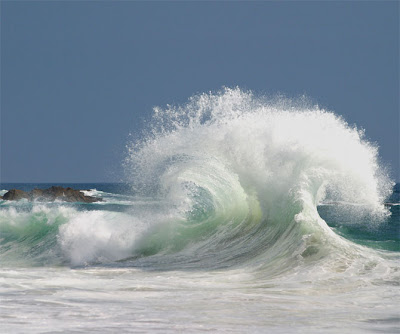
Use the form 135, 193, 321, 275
122, 87, 394, 270
0, 88, 396, 276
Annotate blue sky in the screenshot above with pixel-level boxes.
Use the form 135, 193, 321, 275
1, 1, 398, 182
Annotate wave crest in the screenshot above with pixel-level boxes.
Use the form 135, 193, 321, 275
123, 87, 393, 268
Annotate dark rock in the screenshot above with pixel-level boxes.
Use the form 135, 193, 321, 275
3, 189, 29, 201
2, 186, 102, 203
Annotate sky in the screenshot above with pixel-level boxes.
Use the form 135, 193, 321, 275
1, 1, 399, 183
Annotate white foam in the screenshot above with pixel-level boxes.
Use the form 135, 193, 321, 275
126, 87, 393, 224
58, 210, 144, 266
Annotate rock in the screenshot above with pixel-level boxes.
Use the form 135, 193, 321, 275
30, 188, 45, 198
1, 186, 102, 203
2, 189, 30, 201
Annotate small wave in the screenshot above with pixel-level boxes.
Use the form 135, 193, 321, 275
0, 204, 147, 266
81, 188, 103, 197
81, 188, 138, 205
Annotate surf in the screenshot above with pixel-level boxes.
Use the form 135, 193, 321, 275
0, 88, 396, 274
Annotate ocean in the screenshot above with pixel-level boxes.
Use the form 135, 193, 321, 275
1, 88, 399, 333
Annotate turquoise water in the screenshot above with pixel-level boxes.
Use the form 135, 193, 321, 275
0, 182, 398, 264
318, 183, 399, 252
0, 182, 398, 333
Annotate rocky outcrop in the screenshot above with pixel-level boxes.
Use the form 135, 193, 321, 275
1, 186, 102, 203
2, 189, 29, 201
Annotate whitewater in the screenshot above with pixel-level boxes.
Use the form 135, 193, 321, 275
1, 88, 399, 333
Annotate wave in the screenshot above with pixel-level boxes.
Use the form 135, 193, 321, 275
0, 204, 145, 267
0, 88, 396, 275
122, 88, 395, 269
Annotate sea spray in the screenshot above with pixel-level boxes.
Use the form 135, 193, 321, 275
122, 88, 394, 269
126, 88, 392, 209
